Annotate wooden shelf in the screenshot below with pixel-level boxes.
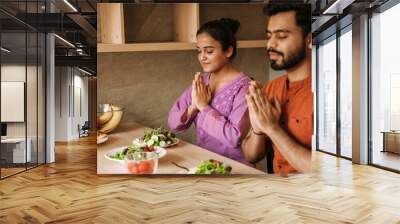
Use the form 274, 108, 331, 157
98, 42, 196, 53
98, 3, 125, 44
98, 40, 266, 53
237, 40, 266, 49
98, 3, 267, 53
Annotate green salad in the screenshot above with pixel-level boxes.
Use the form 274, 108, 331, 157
195, 159, 232, 174
141, 127, 178, 147
109, 144, 155, 160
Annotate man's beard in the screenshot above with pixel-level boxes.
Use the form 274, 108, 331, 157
268, 44, 306, 71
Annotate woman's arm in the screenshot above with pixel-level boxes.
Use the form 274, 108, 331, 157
168, 85, 197, 132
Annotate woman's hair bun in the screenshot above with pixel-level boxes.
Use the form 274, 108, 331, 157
218, 18, 240, 35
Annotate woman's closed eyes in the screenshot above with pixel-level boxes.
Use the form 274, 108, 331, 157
197, 49, 214, 54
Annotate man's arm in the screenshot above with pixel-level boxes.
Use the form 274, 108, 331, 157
266, 126, 311, 173
246, 81, 311, 173
242, 130, 266, 163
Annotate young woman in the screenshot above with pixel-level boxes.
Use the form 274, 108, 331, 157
168, 18, 252, 165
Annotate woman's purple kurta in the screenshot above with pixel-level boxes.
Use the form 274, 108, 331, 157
168, 72, 251, 165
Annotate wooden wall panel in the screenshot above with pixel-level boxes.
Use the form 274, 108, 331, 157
199, 4, 267, 41
99, 3, 125, 44
123, 4, 174, 43
173, 4, 199, 42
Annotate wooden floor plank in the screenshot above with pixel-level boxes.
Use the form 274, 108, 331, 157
0, 136, 399, 223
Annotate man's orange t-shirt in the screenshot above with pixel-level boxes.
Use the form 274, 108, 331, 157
264, 74, 313, 174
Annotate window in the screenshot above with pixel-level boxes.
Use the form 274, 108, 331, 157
339, 26, 352, 158
370, 2, 400, 171
317, 24, 353, 159
317, 35, 337, 155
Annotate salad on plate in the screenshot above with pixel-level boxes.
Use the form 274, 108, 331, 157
106, 144, 166, 161
133, 127, 179, 148
194, 159, 232, 174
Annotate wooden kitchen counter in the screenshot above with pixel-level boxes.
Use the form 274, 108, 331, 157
97, 122, 265, 174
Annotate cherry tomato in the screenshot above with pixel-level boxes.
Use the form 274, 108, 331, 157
212, 160, 221, 166
147, 146, 155, 152
139, 160, 155, 174
128, 162, 139, 174
138, 161, 150, 173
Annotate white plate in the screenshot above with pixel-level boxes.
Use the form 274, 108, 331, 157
104, 146, 167, 163
132, 137, 179, 148
97, 135, 108, 144
187, 167, 197, 174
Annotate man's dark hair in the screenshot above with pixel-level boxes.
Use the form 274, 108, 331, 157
263, 4, 311, 38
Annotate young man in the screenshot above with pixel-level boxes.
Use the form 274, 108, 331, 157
242, 4, 313, 175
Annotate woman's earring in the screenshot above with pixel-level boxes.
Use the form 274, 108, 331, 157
308, 42, 312, 49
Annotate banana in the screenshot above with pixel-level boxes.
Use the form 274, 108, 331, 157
97, 111, 113, 125
99, 105, 124, 133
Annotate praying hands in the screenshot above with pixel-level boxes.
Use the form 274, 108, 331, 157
191, 72, 212, 111
246, 81, 282, 135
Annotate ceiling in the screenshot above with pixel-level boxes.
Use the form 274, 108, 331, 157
309, 0, 390, 43
0, 0, 97, 75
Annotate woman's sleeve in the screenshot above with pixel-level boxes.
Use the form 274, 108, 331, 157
195, 84, 250, 148
168, 85, 196, 132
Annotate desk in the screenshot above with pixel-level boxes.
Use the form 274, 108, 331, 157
1, 138, 31, 163
97, 123, 265, 174
381, 131, 400, 154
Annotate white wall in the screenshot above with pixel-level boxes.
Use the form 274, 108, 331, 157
75, 71, 89, 139
55, 66, 69, 141
1, 63, 46, 164
1, 65, 34, 137
54, 67, 89, 141
1, 82, 25, 122
1, 65, 26, 141
1, 65, 26, 81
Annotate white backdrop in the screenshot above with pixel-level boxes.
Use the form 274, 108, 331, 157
1, 81, 25, 122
